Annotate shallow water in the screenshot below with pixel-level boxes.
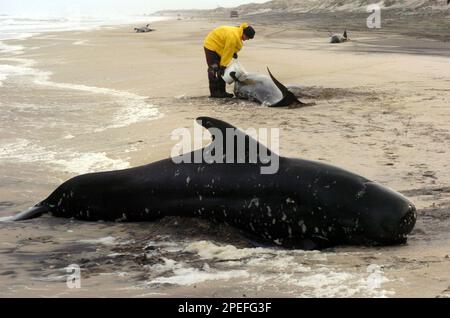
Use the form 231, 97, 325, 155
0, 216, 399, 298
0, 17, 164, 215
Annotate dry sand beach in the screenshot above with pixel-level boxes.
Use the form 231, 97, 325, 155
0, 9, 449, 297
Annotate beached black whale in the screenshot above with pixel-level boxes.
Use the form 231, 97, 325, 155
233, 68, 315, 108
7, 117, 416, 250
330, 30, 349, 44
134, 24, 154, 33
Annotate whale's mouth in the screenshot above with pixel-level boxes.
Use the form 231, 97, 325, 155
397, 204, 417, 236
345, 202, 417, 247
356, 182, 417, 245
362, 207, 416, 246
378, 203, 416, 242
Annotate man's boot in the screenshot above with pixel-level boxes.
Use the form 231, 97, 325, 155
216, 76, 234, 98
209, 77, 222, 98
208, 66, 221, 98
209, 78, 233, 98
208, 66, 233, 98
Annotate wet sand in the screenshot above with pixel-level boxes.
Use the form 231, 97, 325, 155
0, 17, 449, 297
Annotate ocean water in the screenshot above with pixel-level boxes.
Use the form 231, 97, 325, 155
0, 15, 167, 41
0, 15, 165, 211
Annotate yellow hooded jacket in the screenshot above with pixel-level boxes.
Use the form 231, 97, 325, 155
204, 23, 248, 67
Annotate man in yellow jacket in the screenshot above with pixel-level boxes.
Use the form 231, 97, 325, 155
204, 23, 255, 98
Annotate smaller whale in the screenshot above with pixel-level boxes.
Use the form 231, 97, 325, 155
233, 68, 315, 107
134, 24, 154, 33
330, 30, 349, 44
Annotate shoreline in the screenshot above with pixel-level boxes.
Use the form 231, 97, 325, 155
0, 17, 449, 298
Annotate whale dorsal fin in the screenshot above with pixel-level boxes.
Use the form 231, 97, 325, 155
196, 117, 278, 164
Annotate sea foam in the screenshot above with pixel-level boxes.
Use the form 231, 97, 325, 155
0, 138, 130, 174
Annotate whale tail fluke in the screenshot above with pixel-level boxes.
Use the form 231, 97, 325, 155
267, 67, 315, 107
2, 206, 49, 222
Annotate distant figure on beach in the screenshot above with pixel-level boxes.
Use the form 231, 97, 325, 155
204, 23, 255, 98
330, 30, 349, 44
134, 24, 153, 33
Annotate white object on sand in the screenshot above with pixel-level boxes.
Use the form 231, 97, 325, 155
222, 59, 247, 84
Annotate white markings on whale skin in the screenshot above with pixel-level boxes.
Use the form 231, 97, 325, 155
288, 226, 293, 238
301, 223, 308, 234
114, 213, 128, 222
273, 239, 283, 246
266, 205, 272, 217
248, 198, 260, 208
